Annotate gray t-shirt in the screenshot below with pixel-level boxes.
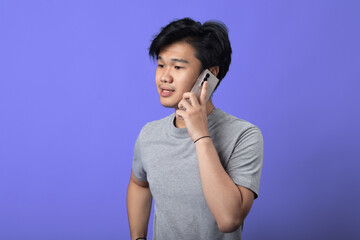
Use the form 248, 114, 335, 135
132, 108, 263, 240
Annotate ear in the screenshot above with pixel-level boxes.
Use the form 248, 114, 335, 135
209, 66, 220, 77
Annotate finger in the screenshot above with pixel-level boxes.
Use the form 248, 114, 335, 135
200, 81, 208, 105
181, 98, 192, 110
182, 92, 200, 107
175, 109, 185, 120
178, 100, 184, 110
178, 98, 189, 110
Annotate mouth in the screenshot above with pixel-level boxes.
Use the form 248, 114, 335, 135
162, 89, 174, 93
159, 86, 175, 97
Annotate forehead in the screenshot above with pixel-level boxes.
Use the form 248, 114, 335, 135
158, 41, 197, 62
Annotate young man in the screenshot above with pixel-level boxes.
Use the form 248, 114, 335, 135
127, 18, 263, 240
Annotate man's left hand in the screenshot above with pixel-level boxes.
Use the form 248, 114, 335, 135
176, 81, 210, 141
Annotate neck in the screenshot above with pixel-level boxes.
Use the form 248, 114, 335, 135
174, 99, 215, 128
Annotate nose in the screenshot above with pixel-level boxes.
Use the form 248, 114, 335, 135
160, 67, 173, 83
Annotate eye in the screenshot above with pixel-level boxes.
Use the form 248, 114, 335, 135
157, 64, 164, 68
174, 66, 183, 70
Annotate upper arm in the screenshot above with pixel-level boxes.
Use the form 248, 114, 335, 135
130, 170, 149, 188
132, 130, 148, 183
226, 126, 263, 198
237, 185, 255, 223
228, 126, 262, 223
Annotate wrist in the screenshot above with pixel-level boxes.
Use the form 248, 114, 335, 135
192, 129, 210, 141
194, 135, 211, 144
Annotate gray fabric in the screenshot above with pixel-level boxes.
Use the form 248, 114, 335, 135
132, 108, 263, 240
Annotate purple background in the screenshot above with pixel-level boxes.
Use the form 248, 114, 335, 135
1, 0, 359, 239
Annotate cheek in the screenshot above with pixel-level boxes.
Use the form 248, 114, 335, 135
155, 72, 161, 85
180, 71, 196, 85
155, 69, 159, 80
183, 74, 197, 91
155, 67, 163, 79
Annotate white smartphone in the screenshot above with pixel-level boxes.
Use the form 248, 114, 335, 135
191, 69, 219, 102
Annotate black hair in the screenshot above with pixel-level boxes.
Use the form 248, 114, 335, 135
149, 17, 232, 84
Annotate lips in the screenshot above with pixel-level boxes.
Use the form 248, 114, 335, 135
159, 85, 175, 97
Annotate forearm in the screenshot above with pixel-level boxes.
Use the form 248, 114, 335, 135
127, 180, 152, 240
195, 138, 243, 231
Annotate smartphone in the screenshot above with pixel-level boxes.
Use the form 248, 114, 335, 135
191, 69, 219, 102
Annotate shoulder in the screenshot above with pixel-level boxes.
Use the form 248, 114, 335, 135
138, 114, 174, 138
212, 109, 262, 140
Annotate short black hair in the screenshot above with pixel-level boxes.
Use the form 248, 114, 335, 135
149, 17, 232, 83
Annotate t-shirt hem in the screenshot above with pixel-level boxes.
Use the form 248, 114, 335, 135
232, 177, 259, 199
132, 169, 147, 182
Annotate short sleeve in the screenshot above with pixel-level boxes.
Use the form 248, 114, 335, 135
226, 126, 263, 198
131, 132, 148, 182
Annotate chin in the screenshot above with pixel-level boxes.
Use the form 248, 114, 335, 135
159, 99, 178, 109
160, 102, 177, 109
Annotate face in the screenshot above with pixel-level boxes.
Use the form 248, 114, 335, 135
155, 41, 202, 109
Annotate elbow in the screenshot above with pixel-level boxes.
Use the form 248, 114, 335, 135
217, 216, 243, 233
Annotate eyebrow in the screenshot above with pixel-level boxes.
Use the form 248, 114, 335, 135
157, 56, 189, 64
